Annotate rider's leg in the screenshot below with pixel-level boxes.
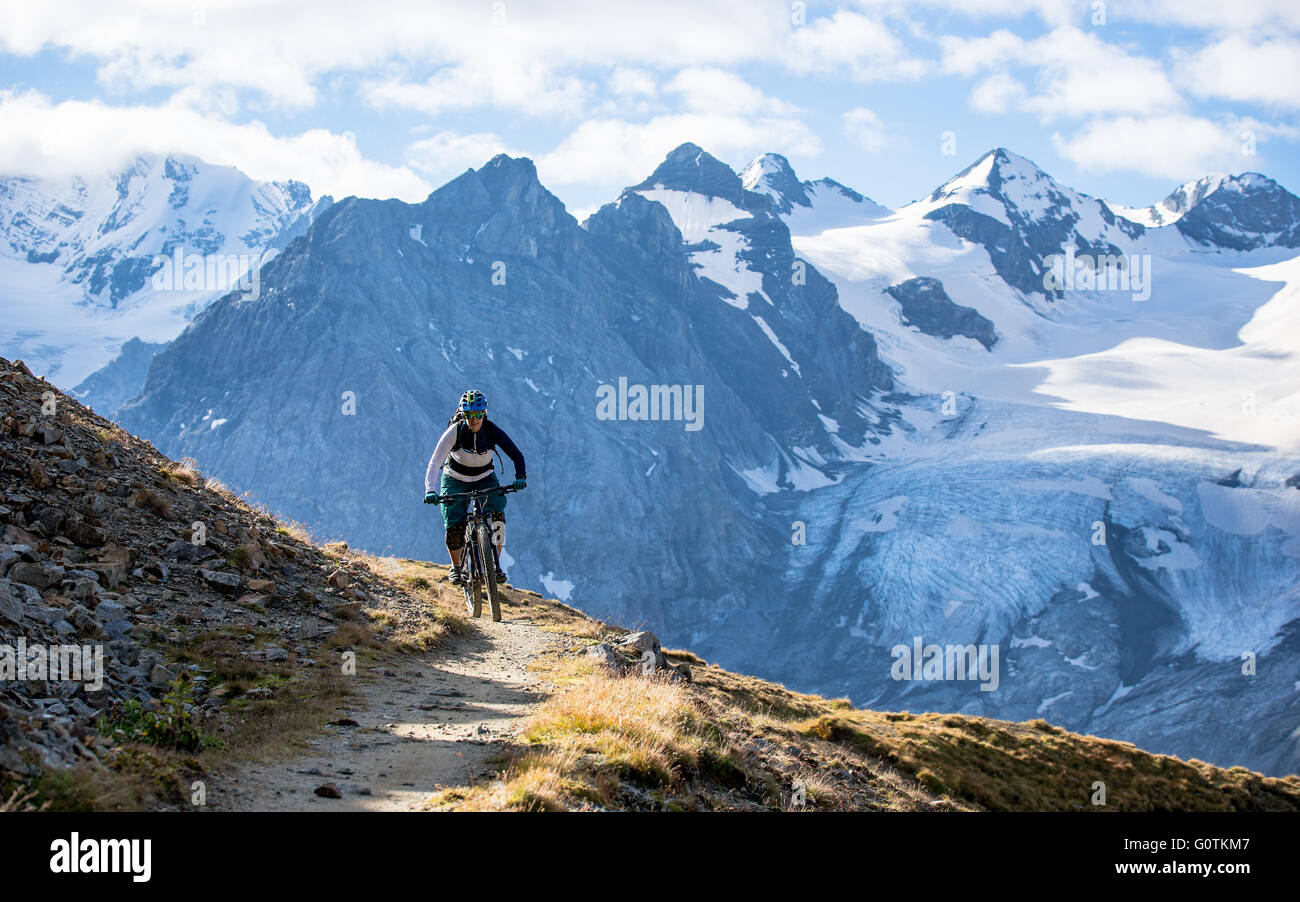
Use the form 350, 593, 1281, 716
488, 511, 507, 580
440, 472, 471, 574
445, 522, 467, 572
488, 511, 506, 560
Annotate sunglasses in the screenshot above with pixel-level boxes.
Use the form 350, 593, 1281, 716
464, 411, 485, 420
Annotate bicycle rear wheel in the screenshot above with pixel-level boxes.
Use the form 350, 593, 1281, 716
475, 520, 502, 622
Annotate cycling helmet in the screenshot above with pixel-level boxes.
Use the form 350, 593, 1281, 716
460, 389, 487, 412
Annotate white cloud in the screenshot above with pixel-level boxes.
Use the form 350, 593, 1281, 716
938, 29, 1027, 76
665, 68, 800, 116
786, 10, 928, 82
0, 90, 430, 201
363, 60, 589, 118
404, 131, 524, 187
842, 107, 888, 152
860, 0, 1300, 31
0, 1, 790, 111
942, 26, 1183, 120
1112, 0, 1300, 30
1172, 35, 1300, 109
610, 67, 658, 97
969, 72, 1027, 113
537, 113, 822, 188
1050, 114, 1291, 179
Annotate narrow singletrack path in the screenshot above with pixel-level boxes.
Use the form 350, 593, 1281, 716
210, 613, 556, 811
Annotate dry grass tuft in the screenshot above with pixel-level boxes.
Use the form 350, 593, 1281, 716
130, 487, 173, 518
159, 461, 200, 486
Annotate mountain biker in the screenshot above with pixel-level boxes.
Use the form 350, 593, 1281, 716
422, 389, 526, 586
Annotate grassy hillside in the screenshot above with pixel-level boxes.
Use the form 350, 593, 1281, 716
386, 560, 1300, 812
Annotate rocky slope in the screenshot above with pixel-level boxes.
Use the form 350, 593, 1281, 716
0, 355, 449, 804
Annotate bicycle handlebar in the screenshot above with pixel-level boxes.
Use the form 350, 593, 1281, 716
427, 484, 519, 506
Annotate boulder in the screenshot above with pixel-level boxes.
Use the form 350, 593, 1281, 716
88, 561, 126, 589
0, 581, 23, 626
235, 541, 268, 574
313, 783, 342, 799
585, 643, 628, 674
95, 600, 128, 621
199, 569, 243, 595
3, 524, 38, 545
34, 423, 62, 445
294, 586, 330, 606
103, 619, 134, 641
149, 663, 175, 688
164, 539, 216, 563
8, 561, 64, 590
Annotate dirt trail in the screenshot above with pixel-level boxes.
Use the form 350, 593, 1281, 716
210, 612, 557, 811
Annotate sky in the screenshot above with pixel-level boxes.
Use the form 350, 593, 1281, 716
0, 0, 1297, 220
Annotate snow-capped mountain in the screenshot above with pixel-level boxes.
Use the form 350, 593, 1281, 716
0, 154, 328, 388
789, 148, 1300, 452
741, 152, 890, 233
764, 147, 1300, 773
1111, 172, 1300, 251
106, 143, 1300, 775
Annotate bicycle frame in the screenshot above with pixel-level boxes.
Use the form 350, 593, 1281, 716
435, 483, 517, 620
461, 491, 501, 580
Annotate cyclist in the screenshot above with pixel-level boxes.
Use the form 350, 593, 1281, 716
423, 389, 526, 586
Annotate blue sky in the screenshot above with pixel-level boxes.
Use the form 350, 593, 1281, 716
1, 1, 1296, 218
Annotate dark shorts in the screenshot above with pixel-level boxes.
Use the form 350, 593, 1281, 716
438, 472, 506, 529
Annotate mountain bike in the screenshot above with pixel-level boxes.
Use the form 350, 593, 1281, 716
431, 484, 518, 622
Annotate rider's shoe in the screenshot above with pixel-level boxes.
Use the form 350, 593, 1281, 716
494, 565, 507, 584
448, 566, 465, 586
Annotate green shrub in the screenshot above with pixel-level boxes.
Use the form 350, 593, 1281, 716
97, 676, 213, 752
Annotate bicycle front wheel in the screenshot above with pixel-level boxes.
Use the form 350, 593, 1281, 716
475, 521, 502, 622
461, 542, 482, 617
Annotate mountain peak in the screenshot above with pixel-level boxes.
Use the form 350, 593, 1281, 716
633, 143, 746, 205
740, 153, 810, 214
920, 147, 1104, 232
415, 152, 572, 251
914, 147, 1143, 296
934, 147, 1057, 202
1107, 171, 1300, 250
1168, 171, 1300, 250
476, 154, 543, 192
428, 153, 557, 215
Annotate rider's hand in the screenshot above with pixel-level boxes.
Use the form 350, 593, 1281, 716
512, 478, 526, 490
423, 491, 439, 504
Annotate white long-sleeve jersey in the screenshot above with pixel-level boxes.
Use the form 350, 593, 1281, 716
424, 418, 526, 492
